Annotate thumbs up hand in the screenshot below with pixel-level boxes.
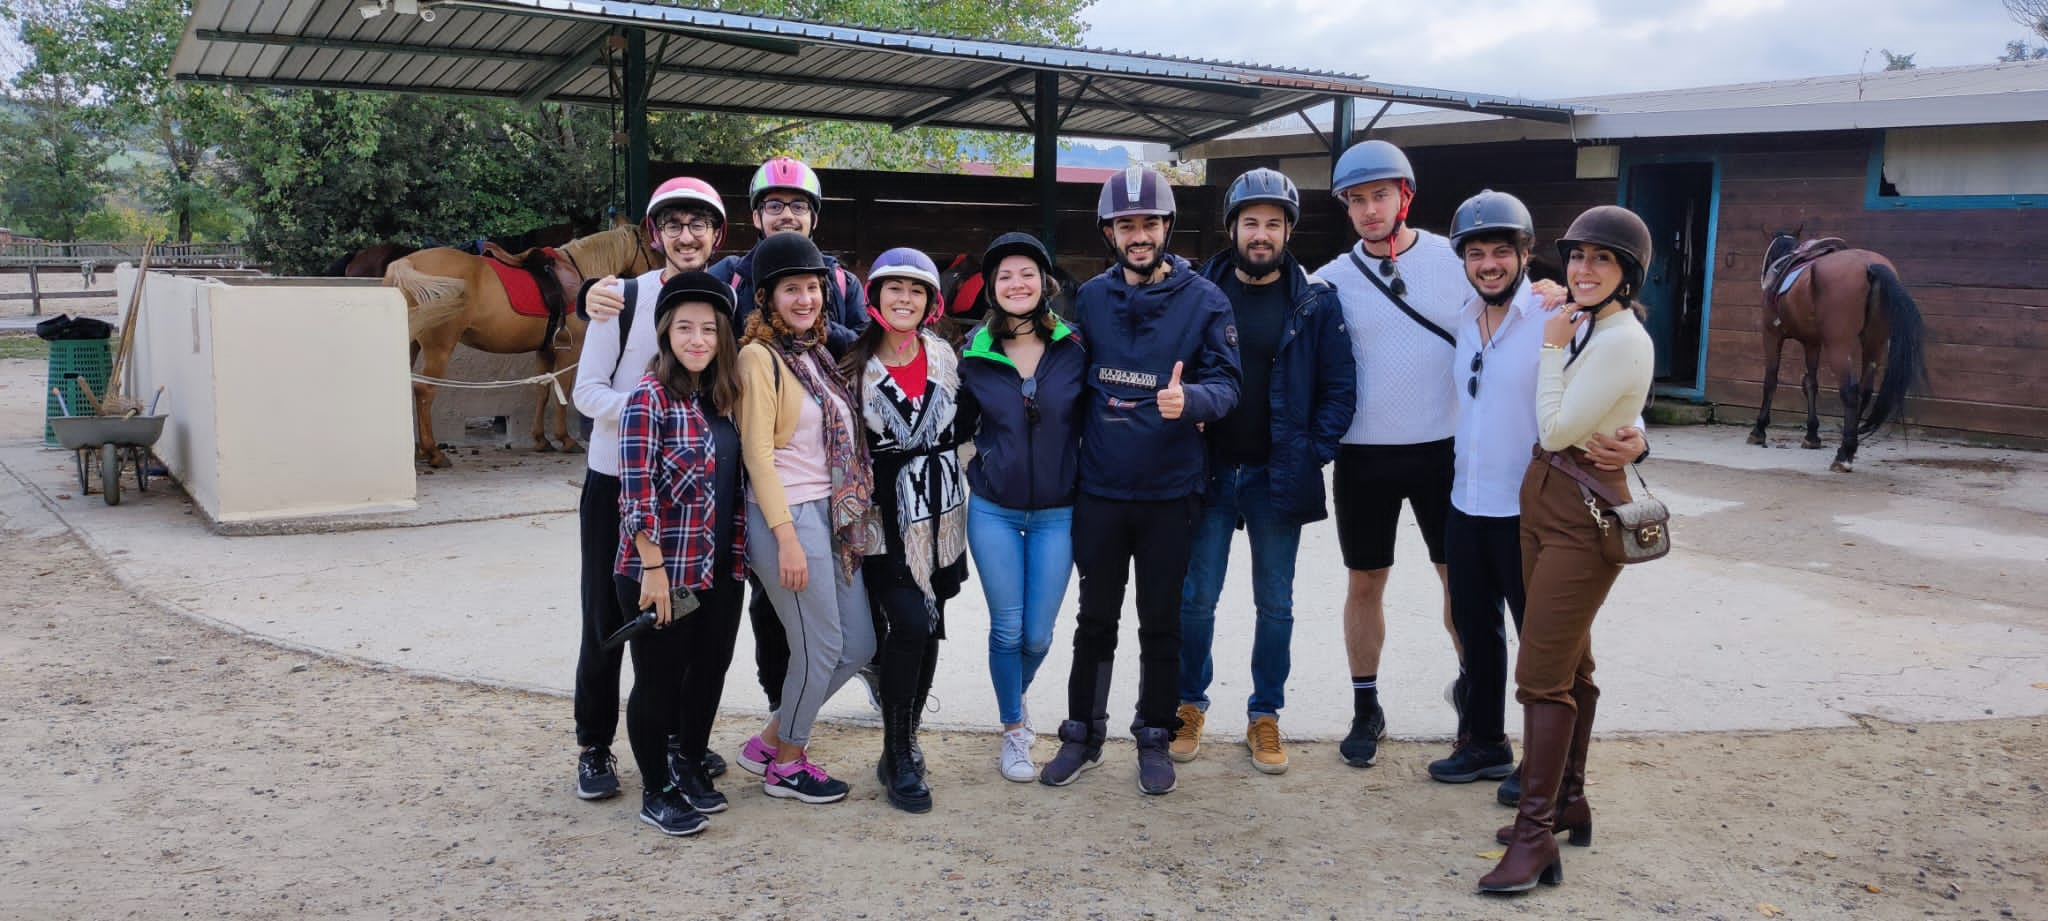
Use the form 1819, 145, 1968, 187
1157, 361, 1186, 420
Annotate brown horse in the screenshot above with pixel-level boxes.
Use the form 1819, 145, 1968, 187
1749, 233, 1929, 472
384, 225, 656, 467
328, 223, 581, 279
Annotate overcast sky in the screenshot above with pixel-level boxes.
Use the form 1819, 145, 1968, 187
1078, 0, 2037, 100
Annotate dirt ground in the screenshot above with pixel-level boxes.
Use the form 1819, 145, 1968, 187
0, 269, 120, 321
2, 491, 2043, 920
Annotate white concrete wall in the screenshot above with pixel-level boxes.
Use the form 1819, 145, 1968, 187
116, 269, 418, 525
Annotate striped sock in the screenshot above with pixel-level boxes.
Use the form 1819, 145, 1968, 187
1352, 675, 1378, 714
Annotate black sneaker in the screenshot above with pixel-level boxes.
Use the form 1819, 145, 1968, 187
762, 755, 849, 804
672, 758, 729, 814
667, 738, 728, 781
638, 788, 707, 837
576, 746, 621, 800
1134, 727, 1177, 796
701, 749, 728, 779
1497, 767, 1523, 806
1428, 739, 1516, 784
1039, 720, 1103, 787
1338, 704, 1387, 767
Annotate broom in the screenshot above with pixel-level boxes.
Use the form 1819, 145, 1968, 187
99, 238, 154, 417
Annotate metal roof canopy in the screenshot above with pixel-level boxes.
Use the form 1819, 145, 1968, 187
171, 0, 1576, 243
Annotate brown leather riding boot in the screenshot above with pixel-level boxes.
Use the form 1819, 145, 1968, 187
1478, 702, 1575, 894
1497, 680, 1598, 847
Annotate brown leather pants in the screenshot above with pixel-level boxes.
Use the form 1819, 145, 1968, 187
1514, 449, 1627, 709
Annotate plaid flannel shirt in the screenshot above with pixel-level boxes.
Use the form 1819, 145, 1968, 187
615, 375, 748, 588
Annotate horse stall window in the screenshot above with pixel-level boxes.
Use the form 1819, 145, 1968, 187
1868, 125, 2048, 209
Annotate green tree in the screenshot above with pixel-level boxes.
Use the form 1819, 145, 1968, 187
1999, 0, 2048, 59
1880, 49, 1917, 70
0, 73, 116, 240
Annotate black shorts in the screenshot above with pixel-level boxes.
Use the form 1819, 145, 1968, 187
1332, 438, 1455, 571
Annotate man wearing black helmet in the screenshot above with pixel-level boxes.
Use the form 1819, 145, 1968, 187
1432, 190, 1645, 799
1315, 139, 1468, 769
1169, 168, 1355, 776
1041, 166, 1241, 796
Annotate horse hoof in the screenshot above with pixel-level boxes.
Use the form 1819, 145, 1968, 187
1831, 461, 1853, 473
1802, 438, 1823, 450
430, 455, 453, 470
560, 441, 585, 455
1746, 433, 1766, 446
533, 442, 558, 453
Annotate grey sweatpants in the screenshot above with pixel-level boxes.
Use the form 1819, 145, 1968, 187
746, 498, 876, 748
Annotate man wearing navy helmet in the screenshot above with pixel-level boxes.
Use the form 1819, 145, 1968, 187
1041, 166, 1241, 796
1315, 139, 1467, 769
1169, 168, 1355, 776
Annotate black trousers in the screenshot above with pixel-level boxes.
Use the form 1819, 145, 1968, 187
747, 573, 790, 710
1068, 492, 1200, 733
574, 470, 629, 749
865, 566, 941, 708
1445, 506, 1526, 744
613, 571, 745, 793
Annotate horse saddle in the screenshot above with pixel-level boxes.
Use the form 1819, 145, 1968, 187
1762, 237, 1847, 295
481, 246, 580, 321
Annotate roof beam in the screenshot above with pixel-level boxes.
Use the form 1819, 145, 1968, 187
892, 67, 1029, 132
1077, 79, 1194, 145
518, 31, 608, 106
1177, 96, 1328, 149
195, 28, 524, 63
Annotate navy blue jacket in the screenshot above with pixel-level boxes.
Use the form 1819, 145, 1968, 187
1200, 250, 1358, 525
955, 319, 1086, 510
1072, 254, 1241, 501
708, 249, 865, 349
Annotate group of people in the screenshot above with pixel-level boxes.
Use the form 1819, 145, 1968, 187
563, 143, 1656, 895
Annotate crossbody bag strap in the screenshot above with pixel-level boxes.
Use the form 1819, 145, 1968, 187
1349, 249, 1454, 347
608, 277, 639, 379
1544, 451, 1631, 507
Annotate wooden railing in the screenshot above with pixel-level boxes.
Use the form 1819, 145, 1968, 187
0, 241, 253, 269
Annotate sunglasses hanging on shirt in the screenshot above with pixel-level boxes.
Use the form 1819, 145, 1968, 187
1020, 377, 1040, 425
1467, 351, 1484, 397
1376, 256, 1408, 297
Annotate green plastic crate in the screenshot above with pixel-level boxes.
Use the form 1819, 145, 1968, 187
44, 338, 113, 446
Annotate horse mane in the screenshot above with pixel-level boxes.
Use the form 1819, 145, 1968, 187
558, 225, 652, 278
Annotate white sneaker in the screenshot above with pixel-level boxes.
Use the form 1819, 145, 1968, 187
999, 727, 1037, 782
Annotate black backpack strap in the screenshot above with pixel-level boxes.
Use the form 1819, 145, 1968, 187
609, 277, 638, 379
1349, 249, 1454, 348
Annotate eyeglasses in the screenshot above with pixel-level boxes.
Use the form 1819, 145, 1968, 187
1467, 351, 1484, 398
1021, 377, 1040, 425
657, 218, 716, 238
757, 199, 813, 217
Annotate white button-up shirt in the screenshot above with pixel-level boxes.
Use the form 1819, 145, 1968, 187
1451, 283, 1548, 518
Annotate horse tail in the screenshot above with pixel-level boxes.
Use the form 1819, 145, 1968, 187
1861, 262, 1928, 435
385, 259, 469, 342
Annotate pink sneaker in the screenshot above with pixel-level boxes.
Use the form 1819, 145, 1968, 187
737, 735, 776, 776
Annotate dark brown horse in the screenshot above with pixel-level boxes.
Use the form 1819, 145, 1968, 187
1749, 233, 1928, 472
384, 225, 655, 467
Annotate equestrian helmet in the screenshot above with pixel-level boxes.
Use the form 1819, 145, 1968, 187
865, 247, 943, 322
1449, 189, 1534, 251
1331, 140, 1415, 198
1556, 205, 1654, 290
1225, 168, 1301, 224
748, 156, 824, 212
643, 176, 726, 249
1097, 166, 1176, 226
655, 269, 737, 324
750, 231, 830, 291
980, 231, 1054, 284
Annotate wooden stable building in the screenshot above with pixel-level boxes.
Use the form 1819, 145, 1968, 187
1189, 61, 2048, 442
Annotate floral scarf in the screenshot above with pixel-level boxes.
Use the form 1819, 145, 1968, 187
770, 334, 874, 581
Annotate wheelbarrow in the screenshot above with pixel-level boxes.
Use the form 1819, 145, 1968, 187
49, 414, 168, 507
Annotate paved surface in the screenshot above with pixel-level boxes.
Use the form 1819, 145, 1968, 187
3, 348, 2046, 744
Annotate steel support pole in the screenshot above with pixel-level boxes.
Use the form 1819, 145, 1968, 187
624, 29, 651, 221
1331, 96, 1357, 161
1035, 70, 1060, 254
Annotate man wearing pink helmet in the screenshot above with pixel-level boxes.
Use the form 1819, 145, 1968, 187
568, 176, 730, 804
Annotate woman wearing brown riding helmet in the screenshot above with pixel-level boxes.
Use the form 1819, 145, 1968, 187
1479, 205, 1655, 895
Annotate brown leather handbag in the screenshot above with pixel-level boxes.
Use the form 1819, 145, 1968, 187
1545, 453, 1670, 565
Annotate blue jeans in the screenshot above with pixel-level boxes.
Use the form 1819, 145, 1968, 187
1177, 463, 1303, 719
967, 498, 1074, 726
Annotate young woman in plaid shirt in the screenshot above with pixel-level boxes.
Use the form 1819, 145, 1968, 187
614, 272, 749, 836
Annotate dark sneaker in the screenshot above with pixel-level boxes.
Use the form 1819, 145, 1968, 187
1497, 767, 1523, 806
763, 756, 850, 804
1039, 720, 1103, 787
638, 788, 707, 837
1428, 739, 1516, 784
1134, 727, 1177, 796
856, 662, 882, 712
576, 746, 620, 800
1339, 704, 1387, 767
673, 760, 729, 814
700, 749, 728, 779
